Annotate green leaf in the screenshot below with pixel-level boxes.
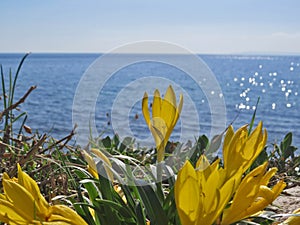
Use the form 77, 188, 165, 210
94, 198, 136, 224
119, 137, 135, 153
75, 185, 97, 225
189, 135, 209, 166
135, 201, 147, 225
280, 132, 293, 154
136, 183, 169, 225
248, 97, 260, 135
101, 136, 112, 148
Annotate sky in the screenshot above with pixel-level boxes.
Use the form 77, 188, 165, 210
1, 0, 300, 54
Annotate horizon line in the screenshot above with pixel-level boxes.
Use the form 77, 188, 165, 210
0, 51, 300, 56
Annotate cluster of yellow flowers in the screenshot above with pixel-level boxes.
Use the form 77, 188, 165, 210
142, 86, 292, 225
1, 85, 298, 225
175, 123, 286, 225
0, 164, 87, 225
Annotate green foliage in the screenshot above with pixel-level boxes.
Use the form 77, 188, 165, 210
252, 132, 299, 177
71, 140, 183, 225
92, 134, 155, 164
0, 54, 87, 203
269, 132, 299, 175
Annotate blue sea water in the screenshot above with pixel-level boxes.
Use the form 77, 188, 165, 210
0, 53, 299, 149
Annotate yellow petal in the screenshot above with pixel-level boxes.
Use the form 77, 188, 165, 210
175, 161, 199, 225
218, 176, 235, 212
17, 164, 49, 213
200, 190, 220, 225
222, 125, 234, 169
2, 172, 10, 180
244, 186, 281, 217
3, 179, 36, 221
142, 92, 151, 126
205, 177, 235, 225
221, 163, 268, 225
242, 122, 267, 171
37, 221, 74, 225
149, 116, 169, 162
242, 121, 263, 160
50, 205, 88, 225
271, 180, 286, 199
203, 168, 219, 214
224, 125, 248, 178
151, 117, 167, 144
196, 154, 210, 171
0, 193, 7, 201
165, 92, 183, 147
260, 167, 278, 186
0, 198, 28, 224
282, 208, 300, 225
161, 85, 177, 129
206, 158, 220, 180
91, 148, 114, 181
228, 173, 285, 225
173, 93, 183, 125
152, 89, 162, 118
259, 185, 275, 202
82, 150, 99, 179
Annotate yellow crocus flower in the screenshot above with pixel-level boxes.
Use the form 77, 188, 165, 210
91, 148, 114, 181
175, 156, 237, 225
221, 162, 286, 225
222, 121, 267, 182
82, 149, 127, 204
0, 164, 88, 225
82, 148, 114, 181
82, 149, 99, 179
142, 85, 183, 162
175, 122, 286, 225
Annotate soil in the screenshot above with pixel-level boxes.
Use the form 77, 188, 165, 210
269, 185, 300, 223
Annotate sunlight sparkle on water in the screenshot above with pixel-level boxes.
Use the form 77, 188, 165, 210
238, 103, 246, 109
231, 59, 298, 113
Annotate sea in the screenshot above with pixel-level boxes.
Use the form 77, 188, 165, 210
0, 53, 299, 150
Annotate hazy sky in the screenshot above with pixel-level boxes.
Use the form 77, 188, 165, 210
1, 0, 300, 54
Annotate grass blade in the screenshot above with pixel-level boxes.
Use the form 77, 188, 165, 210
248, 97, 260, 135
